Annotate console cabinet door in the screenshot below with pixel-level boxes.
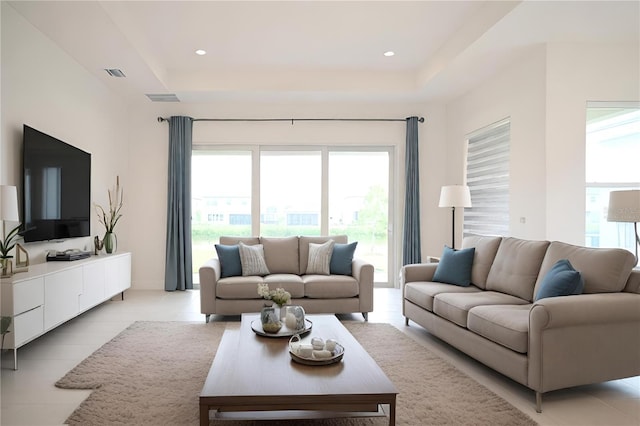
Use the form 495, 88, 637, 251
44, 268, 82, 330
105, 254, 131, 297
80, 261, 106, 311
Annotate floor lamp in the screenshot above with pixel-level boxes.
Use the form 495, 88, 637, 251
439, 185, 472, 249
607, 189, 640, 266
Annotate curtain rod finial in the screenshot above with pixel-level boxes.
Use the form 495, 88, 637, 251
157, 117, 166, 123
418, 117, 425, 123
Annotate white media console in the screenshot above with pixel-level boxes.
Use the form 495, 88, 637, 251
0, 252, 131, 369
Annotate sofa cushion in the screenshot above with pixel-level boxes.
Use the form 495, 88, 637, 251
461, 234, 502, 289
433, 291, 529, 328
534, 241, 636, 295
306, 240, 335, 275
534, 259, 584, 301
299, 235, 348, 273
238, 243, 270, 276
263, 274, 305, 298
404, 282, 482, 312
486, 237, 550, 301
217, 275, 304, 300
468, 304, 531, 354
216, 275, 265, 299
330, 242, 358, 275
214, 244, 242, 278
260, 236, 300, 274
432, 246, 475, 287
303, 275, 359, 298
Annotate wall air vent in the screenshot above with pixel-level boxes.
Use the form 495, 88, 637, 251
146, 94, 180, 102
104, 68, 126, 78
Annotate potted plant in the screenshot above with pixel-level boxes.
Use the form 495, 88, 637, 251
0, 224, 21, 277
95, 176, 123, 254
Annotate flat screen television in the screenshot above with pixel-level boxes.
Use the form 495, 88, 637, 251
22, 125, 91, 242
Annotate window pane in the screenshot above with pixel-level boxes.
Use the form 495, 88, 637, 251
328, 151, 389, 282
260, 151, 321, 236
585, 104, 640, 252
192, 151, 252, 277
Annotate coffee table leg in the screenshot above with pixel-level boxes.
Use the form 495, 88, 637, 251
389, 398, 396, 426
200, 403, 209, 426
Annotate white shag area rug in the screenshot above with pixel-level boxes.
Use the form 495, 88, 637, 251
56, 321, 537, 426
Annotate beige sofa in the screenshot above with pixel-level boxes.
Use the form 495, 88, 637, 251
200, 235, 374, 322
401, 234, 640, 412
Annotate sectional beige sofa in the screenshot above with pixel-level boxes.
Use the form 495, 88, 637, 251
199, 235, 374, 322
402, 234, 640, 412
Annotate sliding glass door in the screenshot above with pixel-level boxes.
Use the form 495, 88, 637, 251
328, 151, 390, 283
192, 147, 393, 285
191, 150, 252, 275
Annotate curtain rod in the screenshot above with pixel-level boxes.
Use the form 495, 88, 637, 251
157, 116, 424, 124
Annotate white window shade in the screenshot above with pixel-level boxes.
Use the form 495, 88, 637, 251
464, 119, 510, 237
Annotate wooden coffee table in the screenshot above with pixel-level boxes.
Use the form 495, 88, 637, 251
200, 314, 398, 425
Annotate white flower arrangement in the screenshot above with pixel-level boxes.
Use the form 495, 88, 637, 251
257, 283, 291, 307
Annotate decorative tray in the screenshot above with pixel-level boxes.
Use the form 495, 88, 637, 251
251, 318, 313, 338
288, 335, 345, 366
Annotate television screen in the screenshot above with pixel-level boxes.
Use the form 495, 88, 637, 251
22, 125, 91, 242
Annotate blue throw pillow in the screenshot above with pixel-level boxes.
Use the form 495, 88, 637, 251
535, 259, 584, 301
432, 246, 475, 287
330, 242, 358, 275
214, 244, 242, 278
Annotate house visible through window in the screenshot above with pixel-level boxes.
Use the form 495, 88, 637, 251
585, 101, 640, 252
464, 118, 511, 237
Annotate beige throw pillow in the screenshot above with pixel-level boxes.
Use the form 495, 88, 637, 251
238, 242, 270, 276
306, 240, 335, 275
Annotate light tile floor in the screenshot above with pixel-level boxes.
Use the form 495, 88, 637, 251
1, 288, 638, 425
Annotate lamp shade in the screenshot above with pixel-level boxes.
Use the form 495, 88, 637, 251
0, 185, 19, 222
607, 190, 640, 222
439, 185, 472, 208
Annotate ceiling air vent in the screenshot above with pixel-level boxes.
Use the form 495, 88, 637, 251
104, 68, 126, 78
146, 94, 180, 102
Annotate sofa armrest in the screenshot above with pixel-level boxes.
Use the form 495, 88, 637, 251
624, 269, 640, 294
352, 258, 374, 313
199, 258, 222, 316
528, 293, 640, 392
400, 263, 439, 286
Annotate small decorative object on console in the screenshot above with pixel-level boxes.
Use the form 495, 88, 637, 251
14, 244, 29, 272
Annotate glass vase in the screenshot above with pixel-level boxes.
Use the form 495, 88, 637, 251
0, 257, 13, 278
260, 305, 282, 333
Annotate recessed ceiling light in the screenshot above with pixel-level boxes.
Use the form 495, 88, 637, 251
195, 49, 207, 56
383, 51, 395, 57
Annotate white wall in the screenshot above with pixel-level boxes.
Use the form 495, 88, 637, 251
445, 42, 639, 246
126, 101, 446, 289
1, 3, 130, 263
